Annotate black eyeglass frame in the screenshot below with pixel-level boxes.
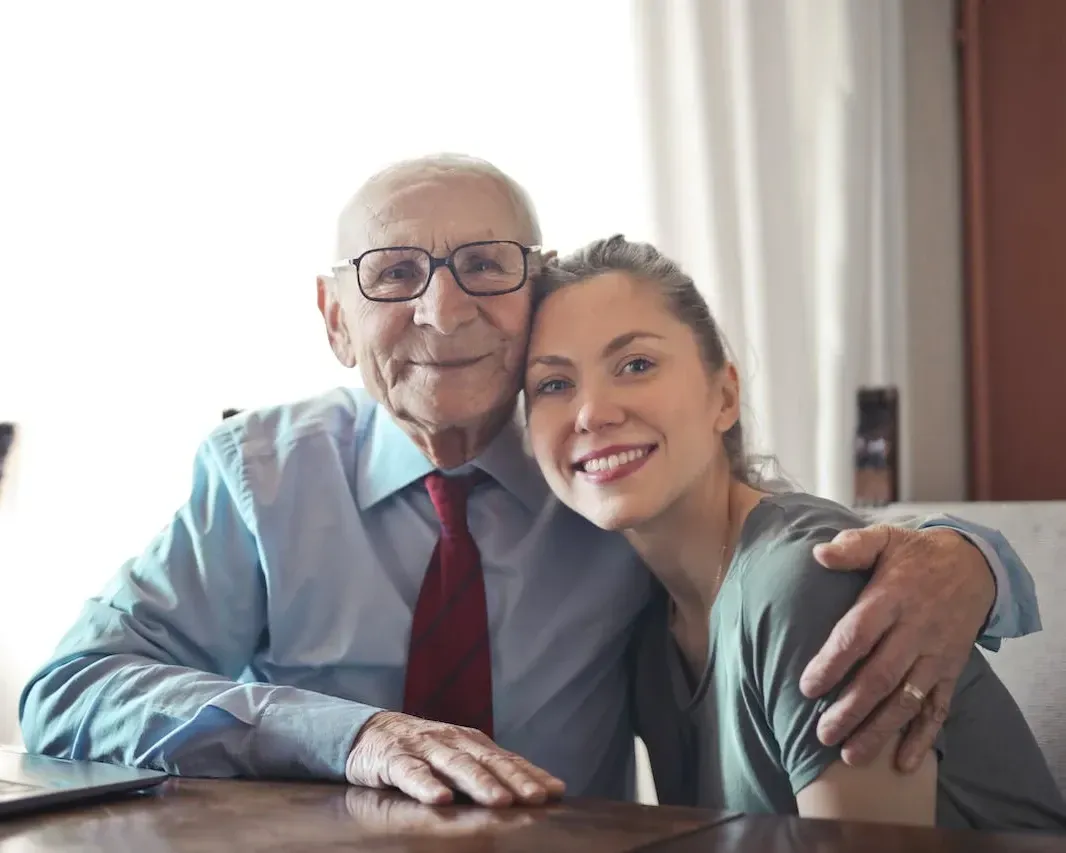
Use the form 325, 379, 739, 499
331, 240, 543, 303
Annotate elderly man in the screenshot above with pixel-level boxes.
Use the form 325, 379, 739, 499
20, 155, 1038, 807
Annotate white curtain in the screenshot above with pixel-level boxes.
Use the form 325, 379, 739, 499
633, 0, 908, 502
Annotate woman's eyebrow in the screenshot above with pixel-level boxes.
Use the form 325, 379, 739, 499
528, 331, 664, 369
528, 354, 573, 368
602, 330, 664, 357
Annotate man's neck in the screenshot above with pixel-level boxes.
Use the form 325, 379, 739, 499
396, 404, 516, 470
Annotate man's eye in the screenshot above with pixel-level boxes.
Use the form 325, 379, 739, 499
379, 263, 418, 282
462, 256, 505, 274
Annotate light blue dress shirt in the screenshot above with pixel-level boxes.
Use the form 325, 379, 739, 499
19, 388, 1040, 798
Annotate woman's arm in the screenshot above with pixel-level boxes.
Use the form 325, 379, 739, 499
795, 733, 936, 825
735, 502, 944, 826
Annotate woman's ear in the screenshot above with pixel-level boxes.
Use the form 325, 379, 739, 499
714, 363, 742, 434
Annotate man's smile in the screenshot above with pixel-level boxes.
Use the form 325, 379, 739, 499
410, 355, 489, 369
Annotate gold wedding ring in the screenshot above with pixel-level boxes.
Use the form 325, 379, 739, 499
902, 681, 926, 704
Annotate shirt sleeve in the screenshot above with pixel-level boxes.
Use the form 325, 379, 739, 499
740, 536, 877, 796
916, 514, 1042, 649
18, 427, 383, 780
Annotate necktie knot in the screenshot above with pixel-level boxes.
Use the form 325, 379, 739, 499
424, 470, 487, 536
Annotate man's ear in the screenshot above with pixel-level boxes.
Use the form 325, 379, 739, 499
317, 275, 358, 368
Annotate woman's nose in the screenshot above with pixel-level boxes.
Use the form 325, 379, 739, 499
575, 392, 626, 434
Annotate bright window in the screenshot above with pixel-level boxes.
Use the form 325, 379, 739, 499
0, 1, 653, 742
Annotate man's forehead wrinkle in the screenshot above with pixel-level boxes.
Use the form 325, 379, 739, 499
334, 169, 522, 259
362, 198, 396, 239
335, 189, 397, 258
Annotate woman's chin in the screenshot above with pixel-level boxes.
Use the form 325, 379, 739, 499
558, 484, 660, 532
582, 502, 654, 533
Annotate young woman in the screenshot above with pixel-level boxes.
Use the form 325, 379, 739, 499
523, 235, 1066, 830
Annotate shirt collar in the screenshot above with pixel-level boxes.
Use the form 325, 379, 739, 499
355, 404, 434, 510
356, 403, 549, 514
473, 414, 550, 513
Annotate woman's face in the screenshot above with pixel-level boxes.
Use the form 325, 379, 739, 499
525, 272, 740, 531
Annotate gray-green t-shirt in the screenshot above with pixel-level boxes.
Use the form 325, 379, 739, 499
632, 492, 1066, 830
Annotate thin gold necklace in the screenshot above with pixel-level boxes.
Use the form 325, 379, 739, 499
714, 496, 734, 602
711, 541, 729, 600
668, 533, 732, 627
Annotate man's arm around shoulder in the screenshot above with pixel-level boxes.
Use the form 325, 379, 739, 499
849, 509, 1041, 647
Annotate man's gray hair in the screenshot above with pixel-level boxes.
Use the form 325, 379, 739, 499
336, 153, 542, 259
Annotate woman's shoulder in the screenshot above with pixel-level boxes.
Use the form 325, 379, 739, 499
742, 492, 866, 546
730, 492, 871, 621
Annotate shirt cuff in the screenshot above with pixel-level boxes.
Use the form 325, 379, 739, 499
918, 522, 1008, 652
951, 528, 1006, 651
255, 694, 383, 780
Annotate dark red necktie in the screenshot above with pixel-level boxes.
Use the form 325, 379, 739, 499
402, 471, 494, 738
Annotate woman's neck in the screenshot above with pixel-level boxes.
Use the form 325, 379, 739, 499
624, 465, 765, 625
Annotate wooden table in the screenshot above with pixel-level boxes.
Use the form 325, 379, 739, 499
0, 778, 730, 852
654, 812, 1066, 852
1, 779, 1065, 851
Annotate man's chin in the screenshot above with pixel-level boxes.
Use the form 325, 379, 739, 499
398, 387, 519, 434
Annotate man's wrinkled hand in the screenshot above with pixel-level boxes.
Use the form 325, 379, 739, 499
345, 711, 566, 807
800, 525, 994, 772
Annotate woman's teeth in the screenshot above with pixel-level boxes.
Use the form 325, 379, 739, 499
582, 447, 649, 472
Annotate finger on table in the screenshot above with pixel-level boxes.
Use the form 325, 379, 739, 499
476, 754, 551, 804
838, 655, 940, 767
801, 588, 898, 699
490, 748, 566, 796
525, 763, 567, 798
382, 753, 454, 805
479, 747, 569, 804
428, 748, 515, 808
815, 623, 918, 751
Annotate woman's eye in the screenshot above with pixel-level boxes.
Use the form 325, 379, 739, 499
534, 378, 571, 396
621, 357, 654, 375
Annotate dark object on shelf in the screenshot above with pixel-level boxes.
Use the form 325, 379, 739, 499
0, 422, 14, 493
854, 388, 899, 508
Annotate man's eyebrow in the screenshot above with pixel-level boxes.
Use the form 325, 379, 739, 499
528, 331, 665, 369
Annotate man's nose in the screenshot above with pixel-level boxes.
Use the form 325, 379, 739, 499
575, 389, 626, 434
412, 265, 478, 334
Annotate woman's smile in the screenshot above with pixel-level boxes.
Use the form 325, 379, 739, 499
571, 443, 659, 484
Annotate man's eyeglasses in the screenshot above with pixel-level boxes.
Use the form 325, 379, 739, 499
332, 240, 541, 303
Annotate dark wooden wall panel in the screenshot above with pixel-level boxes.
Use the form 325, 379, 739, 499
960, 0, 1066, 500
